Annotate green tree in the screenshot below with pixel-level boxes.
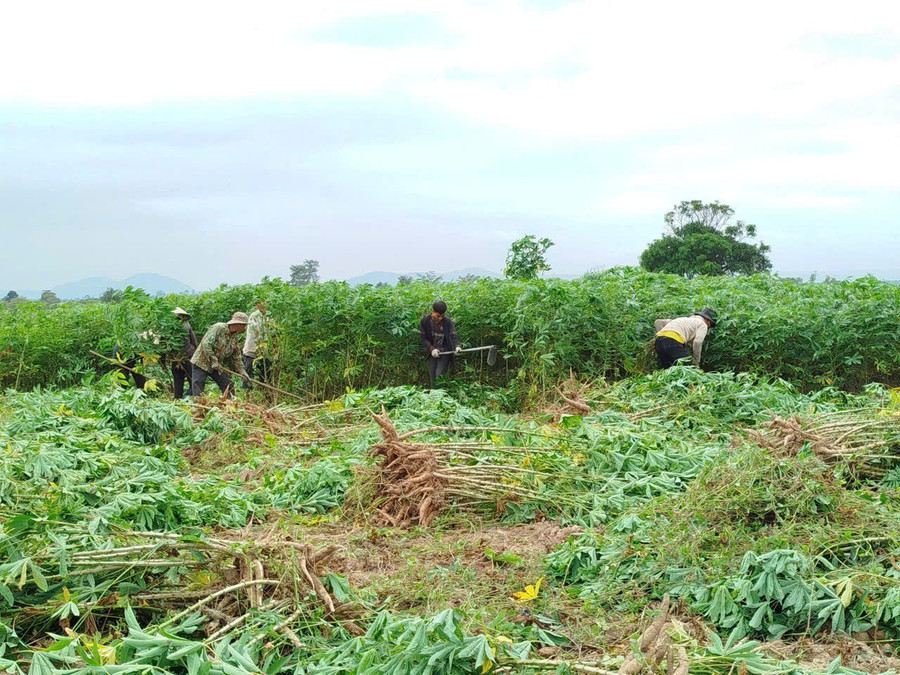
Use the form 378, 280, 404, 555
640, 200, 771, 277
416, 271, 442, 283
3, 290, 17, 301
100, 287, 123, 303
504, 235, 554, 280
40, 290, 60, 305
290, 260, 320, 286
397, 275, 413, 286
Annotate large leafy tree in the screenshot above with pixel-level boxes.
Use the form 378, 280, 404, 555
504, 235, 554, 280
416, 271, 442, 283
640, 200, 772, 277
100, 287, 123, 303
290, 259, 320, 286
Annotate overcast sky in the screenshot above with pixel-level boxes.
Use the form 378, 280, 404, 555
1, 1, 898, 290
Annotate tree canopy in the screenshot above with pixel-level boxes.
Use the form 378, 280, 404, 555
504, 235, 554, 280
100, 287, 123, 303
640, 200, 771, 277
290, 260, 320, 287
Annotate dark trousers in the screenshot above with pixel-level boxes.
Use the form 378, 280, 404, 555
112, 345, 146, 389
242, 354, 254, 389
172, 362, 192, 399
243, 355, 272, 389
427, 355, 452, 388
120, 358, 147, 389
655, 336, 691, 369
190, 367, 233, 396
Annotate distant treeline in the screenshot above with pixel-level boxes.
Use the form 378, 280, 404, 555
1, 268, 898, 396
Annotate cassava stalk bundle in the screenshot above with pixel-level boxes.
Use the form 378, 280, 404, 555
369, 406, 447, 527
13, 528, 362, 643
748, 410, 900, 478
368, 409, 587, 527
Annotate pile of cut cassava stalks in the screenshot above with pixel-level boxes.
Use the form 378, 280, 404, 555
749, 409, 899, 478
368, 408, 585, 527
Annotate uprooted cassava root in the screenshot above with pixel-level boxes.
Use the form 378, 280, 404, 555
749, 411, 900, 478
368, 409, 590, 527
617, 595, 689, 675
369, 407, 447, 527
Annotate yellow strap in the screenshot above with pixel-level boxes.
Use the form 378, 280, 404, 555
656, 329, 685, 343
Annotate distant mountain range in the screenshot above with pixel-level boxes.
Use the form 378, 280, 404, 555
345, 267, 500, 286
14, 274, 194, 300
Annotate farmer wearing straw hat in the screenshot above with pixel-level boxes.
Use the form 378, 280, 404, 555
170, 307, 198, 399
654, 307, 717, 368
190, 312, 250, 396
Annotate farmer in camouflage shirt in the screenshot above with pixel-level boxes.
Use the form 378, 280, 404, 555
190, 312, 250, 396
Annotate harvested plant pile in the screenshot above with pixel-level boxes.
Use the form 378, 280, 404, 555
369, 407, 447, 527
2, 366, 900, 674
750, 410, 900, 478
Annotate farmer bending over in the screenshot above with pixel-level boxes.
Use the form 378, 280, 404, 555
419, 300, 462, 387
654, 307, 717, 369
190, 312, 250, 396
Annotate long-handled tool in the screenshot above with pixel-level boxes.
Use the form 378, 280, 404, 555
220, 367, 308, 403
89, 349, 174, 394
438, 345, 498, 366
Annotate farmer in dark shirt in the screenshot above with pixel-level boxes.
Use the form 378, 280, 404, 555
171, 307, 198, 399
419, 301, 461, 387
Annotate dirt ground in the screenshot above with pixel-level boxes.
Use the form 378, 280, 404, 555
284, 519, 582, 587
762, 636, 900, 674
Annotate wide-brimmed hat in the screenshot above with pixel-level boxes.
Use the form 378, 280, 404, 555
694, 307, 717, 326
227, 311, 250, 326
171, 306, 191, 318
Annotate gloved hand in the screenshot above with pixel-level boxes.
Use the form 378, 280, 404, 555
455, 346, 462, 354
431, 348, 440, 358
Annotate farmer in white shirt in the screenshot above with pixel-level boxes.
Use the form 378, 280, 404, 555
654, 307, 717, 368
242, 300, 268, 387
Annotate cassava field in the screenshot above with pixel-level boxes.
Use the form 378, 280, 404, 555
1, 269, 899, 675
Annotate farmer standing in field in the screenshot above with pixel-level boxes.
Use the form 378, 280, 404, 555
654, 307, 717, 369
190, 312, 250, 396
242, 300, 269, 388
419, 300, 462, 387
170, 307, 198, 399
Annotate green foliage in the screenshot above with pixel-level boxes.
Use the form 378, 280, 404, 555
641, 200, 772, 277
98, 287, 123, 303
2, 270, 899, 396
691, 549, 879, 641
311, 609, 531, 673
2, 358, 898, 672
290, 259, 320, 286
264, 456, 355, 513
40, 290, 60, 305
545, 438, 900, 641
504, 234, 554, 280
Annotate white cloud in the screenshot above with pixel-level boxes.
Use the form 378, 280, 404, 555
4, 1, 898, 121
1, 0, 898, 283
